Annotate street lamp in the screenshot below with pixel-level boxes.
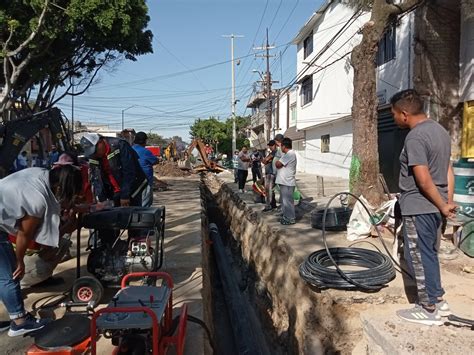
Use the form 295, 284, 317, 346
121, 105, 138, 131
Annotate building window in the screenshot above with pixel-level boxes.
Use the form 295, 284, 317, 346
303, 32, 313, 59
301, 76, 313, 106
290, 104, 297, 125
377, 24, 396, 66
321, 134, 330, 153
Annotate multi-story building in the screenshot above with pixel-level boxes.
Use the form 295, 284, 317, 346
273, 0, 467, 191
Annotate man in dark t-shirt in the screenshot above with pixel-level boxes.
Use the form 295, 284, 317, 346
250, 147, 262, 183
391, 90, 456, 326
262, 140, 277, 212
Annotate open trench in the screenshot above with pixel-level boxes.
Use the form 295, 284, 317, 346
199, 174, 355, 355
200, 181, 277, 355
197, 171, 387, 355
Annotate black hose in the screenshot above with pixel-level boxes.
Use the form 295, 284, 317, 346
209, 223, 266, 355
299, 192, 399, 290
299, 247, 395, 289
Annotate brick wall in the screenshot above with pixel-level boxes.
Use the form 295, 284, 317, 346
413, 0, 462, 158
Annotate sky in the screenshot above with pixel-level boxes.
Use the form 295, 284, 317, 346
57, 0, 325, 141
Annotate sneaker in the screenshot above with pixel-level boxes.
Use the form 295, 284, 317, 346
0, 320, 10, 332
280, 217, 296, 225
238, 189, 244, 193
396, 305, 443, 326
8, 314, 51, 337
436, 300, 451, 317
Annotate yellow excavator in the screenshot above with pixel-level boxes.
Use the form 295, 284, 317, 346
164, 141, 176, 161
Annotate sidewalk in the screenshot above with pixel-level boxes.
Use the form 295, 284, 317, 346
295, 171, 349, 201
213, 171, 474, 354
0, 176, 204, 354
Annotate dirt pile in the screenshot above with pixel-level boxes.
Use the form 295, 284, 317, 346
154, 161, 191, 177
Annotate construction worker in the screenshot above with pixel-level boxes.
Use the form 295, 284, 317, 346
132, 132, 158, 207
80, 133, 147, 207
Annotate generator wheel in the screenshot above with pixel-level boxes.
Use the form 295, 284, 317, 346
71, 276, 103, 305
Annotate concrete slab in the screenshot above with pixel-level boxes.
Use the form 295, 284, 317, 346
360, 304, 474, 355
0, 175, 204, 355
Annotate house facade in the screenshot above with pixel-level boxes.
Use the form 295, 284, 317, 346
289, 0, 369, 179
273, 0, 466, 191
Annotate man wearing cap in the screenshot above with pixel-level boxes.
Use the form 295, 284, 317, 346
80, 133, 147, 207
262, 140, 277, 212
132, 132, 158, 207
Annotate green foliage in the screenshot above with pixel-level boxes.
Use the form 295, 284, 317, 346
189, 115, 250, 155
1, 0, 153, 113
146, 133, 167, 147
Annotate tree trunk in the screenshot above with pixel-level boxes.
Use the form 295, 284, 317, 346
350, 2, 390, 205
350, 0, 422, 205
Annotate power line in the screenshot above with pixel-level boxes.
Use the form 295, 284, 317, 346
156, 39, 208, 91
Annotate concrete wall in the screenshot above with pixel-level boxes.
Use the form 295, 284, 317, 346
304, 118, 352, 179
376, 12, 415, 103
294, 3, 369, 130
413, 0, 462, 158
276, 88, 297, 135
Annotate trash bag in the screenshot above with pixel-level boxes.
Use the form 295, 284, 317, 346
346, 196, 375, 241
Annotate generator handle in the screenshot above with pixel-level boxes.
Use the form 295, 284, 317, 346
121, 272, 174, 289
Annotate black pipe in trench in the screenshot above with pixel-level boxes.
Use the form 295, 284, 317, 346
209, 223, 265, 355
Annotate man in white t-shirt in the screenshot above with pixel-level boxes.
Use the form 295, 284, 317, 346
275, 137, 297, 225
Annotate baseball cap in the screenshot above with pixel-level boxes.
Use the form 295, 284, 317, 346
267, 139, 276, 146
80, 133, 101, 157
134, 131, 148, 145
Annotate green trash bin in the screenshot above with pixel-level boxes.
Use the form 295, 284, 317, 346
453, 158, 474, 216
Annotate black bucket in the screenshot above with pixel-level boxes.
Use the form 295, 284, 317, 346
311, 206, 352, 231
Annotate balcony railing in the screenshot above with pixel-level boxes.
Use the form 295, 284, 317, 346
250, 111, 266, 130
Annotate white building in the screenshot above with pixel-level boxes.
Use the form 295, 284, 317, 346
289, 0, 370, 179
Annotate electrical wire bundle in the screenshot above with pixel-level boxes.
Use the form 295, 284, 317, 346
299, 192, 398, 291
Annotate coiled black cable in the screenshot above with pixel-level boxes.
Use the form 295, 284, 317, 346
299, 192, 398, 290
299, 247, 395, 290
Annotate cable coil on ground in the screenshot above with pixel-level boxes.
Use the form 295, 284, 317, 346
299, 247, 395, 290
299, 192, 397, 291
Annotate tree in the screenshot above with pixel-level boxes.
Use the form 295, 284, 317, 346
189, 115, 250, 155
0, 0, 153, 120
146, 133, 167, 147
349, 0, 422, 204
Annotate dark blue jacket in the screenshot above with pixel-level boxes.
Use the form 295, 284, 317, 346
89, 137, 147, 202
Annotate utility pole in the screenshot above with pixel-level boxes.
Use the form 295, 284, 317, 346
255, 29, 276, 142
222, 34, 243, 154
71, 82, 75, 144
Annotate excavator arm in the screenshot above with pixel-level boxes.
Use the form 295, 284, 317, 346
185, 138, 223, 173
0, 108, 72, 177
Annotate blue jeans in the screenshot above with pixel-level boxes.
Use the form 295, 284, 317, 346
402, 213, 444, 306
0, 231, 26, 319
